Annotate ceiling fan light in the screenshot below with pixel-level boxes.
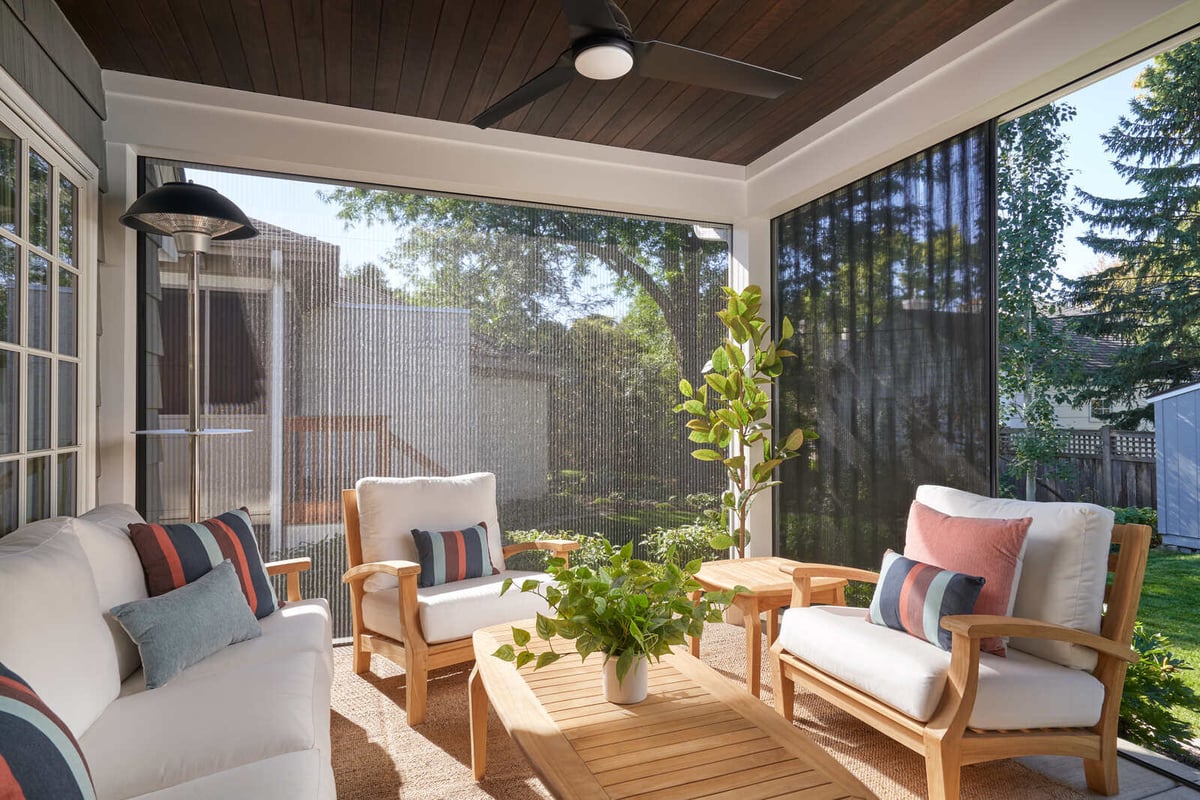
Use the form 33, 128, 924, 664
575, 40, 633, 81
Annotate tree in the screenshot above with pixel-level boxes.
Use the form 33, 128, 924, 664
997, 101, 1080, 499
320, 189, 727, 382
1067, 41, 1200, 427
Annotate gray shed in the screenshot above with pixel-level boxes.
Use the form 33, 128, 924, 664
1149, 382, 1200, 550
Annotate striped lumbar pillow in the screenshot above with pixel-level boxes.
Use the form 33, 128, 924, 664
0, 661, 96, 799
411, 523, 500, 588
127, 508, 279, 619
867, 550, 985, 650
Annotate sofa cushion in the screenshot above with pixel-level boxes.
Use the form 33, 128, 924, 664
127, 509, 279, 619
0, 517, 120, 737
904, 501, 1031, 656
867, 550, 984, 650
80, 651, 329, 800
778, 605, 1105, 729
356, 473, 503, 592
75, 509, 149, 680
915, 485, 1113, 670
362, 570, 552, 645
412, 523, 499, 587
0, 661, 96, 800
110, 561, 263, 689
125, 749, 329, 800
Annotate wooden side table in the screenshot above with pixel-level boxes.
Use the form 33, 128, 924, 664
689, 556, 848, 697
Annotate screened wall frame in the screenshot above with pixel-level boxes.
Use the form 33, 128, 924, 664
0, 80, 98, 535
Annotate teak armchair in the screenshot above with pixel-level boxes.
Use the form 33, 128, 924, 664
770, 515, 1150, 800
341, 475, 577, 725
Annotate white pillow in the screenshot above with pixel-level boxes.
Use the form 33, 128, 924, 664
0, 517, 121, 735
914, 485, 1113, 670
355, 473, 504, 592
76, 505, 150, 679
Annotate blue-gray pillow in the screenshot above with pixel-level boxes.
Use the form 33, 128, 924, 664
110, 560, 261, 689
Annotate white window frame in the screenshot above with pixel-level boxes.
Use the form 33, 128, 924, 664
0, 70, 99, 531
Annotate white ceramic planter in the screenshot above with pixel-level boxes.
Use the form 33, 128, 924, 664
602, 655, 648, 704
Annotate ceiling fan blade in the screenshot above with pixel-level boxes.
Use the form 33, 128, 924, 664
471, 52, 576, 129
632, 40, 800, 99
560, 0, 622, 37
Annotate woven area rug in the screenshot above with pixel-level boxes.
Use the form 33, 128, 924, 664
330, 622, 1087, 799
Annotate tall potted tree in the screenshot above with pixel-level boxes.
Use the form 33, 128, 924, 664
675, 284, 812, 557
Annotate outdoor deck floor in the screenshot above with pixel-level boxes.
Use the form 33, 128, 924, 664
1020, 741, 1200, 798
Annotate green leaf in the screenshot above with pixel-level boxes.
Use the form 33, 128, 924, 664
499, 577, 513, 596
784, 428, 806, 451
683, 399, 706, 415
781, 316, 794, 341
678, 378, 693, 398
512, 627, 531, 647
616, 649, 636, 682
710, 346, 729, 373
492, 644, 516, 662
535, 652, 562, 670
723, 455, 744, 470
535, 613, 556, 640
515, 651, 536, 669
691, 448, 723, 461
709, 533, 735, 550
520, 579, 541, 592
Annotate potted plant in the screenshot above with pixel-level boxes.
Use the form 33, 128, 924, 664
493, 541, 737, 703
675, 284, 815, 557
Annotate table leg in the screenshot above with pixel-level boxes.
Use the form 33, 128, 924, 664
744, 597, 763, 697
469, 664, 488, 780
766, 606, 781, 646
689, 590, 702, 657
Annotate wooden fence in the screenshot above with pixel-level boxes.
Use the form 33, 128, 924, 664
999, 427, 1156, 508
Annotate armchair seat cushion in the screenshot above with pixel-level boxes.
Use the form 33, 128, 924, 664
777, 605, 1104, 729
361, 570, 552, 645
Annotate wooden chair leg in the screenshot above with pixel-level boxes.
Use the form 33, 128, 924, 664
405, 647, 429, 726
1084, 737, 1120, 795
352, 637, 371, 674
923, 735, 962, 800
769, 643, 795, 722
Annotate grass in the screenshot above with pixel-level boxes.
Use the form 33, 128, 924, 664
1137, 548, 1200, 736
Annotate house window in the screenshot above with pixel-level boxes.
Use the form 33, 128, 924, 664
0, 109, 89, 535
1090, 401, 1111, 422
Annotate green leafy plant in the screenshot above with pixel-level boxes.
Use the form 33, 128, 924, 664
1120, 621, 1200, 754
642, 512, 724, 568
1111, 507, 1161, 548
675, 284, 814, 555
493, 541, 737, 683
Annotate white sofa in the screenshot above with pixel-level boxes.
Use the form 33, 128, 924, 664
0, 505, 335, 800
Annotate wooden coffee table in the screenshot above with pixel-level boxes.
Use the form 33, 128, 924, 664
689, 557, 848, 697
470, 622, 874, 800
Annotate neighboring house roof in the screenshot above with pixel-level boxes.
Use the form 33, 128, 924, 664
1048, 318, 1124, 371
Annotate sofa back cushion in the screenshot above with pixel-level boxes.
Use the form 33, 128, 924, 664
0, 518, 120, 736
76, 504, 149, 680
356, 473, 503, 592
914, 485, 1113, 670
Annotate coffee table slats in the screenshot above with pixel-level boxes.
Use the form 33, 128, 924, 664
471, 625, 874, 800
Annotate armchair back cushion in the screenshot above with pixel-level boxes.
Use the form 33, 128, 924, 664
355, 473, 503, 592
914, 485, 1114, 670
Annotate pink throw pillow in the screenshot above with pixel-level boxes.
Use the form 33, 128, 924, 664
903, 500, 1031, 656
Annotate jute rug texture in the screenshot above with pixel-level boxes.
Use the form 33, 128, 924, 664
330, 623, 1087, 799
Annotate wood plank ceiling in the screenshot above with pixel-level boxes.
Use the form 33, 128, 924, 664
58, 0, 1013, 166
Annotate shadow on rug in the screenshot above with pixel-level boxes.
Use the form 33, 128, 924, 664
330, 623, 1086, 799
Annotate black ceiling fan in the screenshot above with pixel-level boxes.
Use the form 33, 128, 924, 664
471, 0, 802, 129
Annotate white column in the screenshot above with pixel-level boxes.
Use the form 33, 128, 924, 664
269, 249, 285, 554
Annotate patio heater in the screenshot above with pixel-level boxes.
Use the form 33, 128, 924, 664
120, 182, 258, 522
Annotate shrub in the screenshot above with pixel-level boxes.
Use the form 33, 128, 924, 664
1111, 507, 1161, 548
1120, 621, 1200, 753
642, 515, 724, 568
503, 529, 614, 572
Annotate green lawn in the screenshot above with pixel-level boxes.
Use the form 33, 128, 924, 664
1137, 548, 1200, 735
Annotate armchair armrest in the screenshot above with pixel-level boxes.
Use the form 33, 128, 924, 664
265, 557, 311, 602
342, 560, 422, 584
780, 563, 879, 608
941, 614, 1138, 663
502, 539, 581, 566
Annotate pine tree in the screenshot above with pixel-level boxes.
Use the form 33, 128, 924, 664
1067, 41, 1200, 428
998, 101, 1079, 499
